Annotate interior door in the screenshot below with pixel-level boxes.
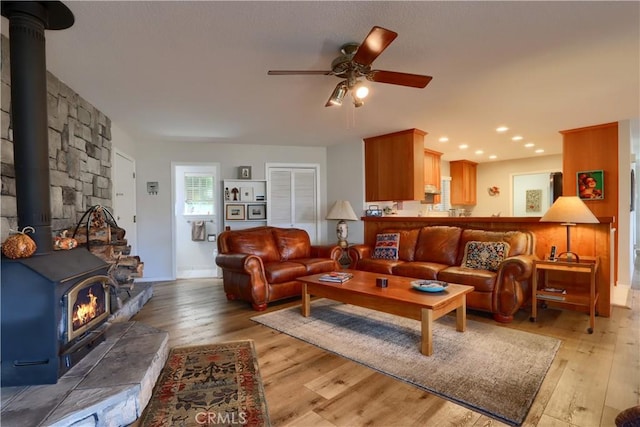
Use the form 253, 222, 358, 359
267, 166, 319, 243
113, 150, 137, 254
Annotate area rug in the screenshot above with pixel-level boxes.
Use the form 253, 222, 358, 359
252, 299, 560, 426
139, 340, 270, 427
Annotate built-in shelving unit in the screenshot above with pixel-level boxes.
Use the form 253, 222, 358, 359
222, 179, 267, 230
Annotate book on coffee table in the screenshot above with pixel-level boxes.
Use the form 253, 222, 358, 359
318, 272, 353, 283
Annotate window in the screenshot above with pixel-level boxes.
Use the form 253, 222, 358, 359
435, 177, 451, 212
184, 173, 215, 215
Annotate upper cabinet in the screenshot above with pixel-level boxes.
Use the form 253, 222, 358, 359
450, 160, 477, 206
364, 129, 426, 202
424, 148, 442, 203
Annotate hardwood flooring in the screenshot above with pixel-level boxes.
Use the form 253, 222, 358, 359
131, 276, 639, 426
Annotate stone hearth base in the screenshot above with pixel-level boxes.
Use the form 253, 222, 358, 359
0, 283, 167, 427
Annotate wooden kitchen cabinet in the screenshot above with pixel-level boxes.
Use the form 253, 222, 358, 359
364, 129, 426, 202
424, 148, 442, 204
450, 160, 477, 205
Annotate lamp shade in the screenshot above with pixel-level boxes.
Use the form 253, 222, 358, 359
539, 196, 599, 224
326, 200, 358, 221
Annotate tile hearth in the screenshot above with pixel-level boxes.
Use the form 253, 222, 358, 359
1, 284, 168, 427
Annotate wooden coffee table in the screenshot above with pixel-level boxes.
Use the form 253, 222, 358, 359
298, 270, 474, 356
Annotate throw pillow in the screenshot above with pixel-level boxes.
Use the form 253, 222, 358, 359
371, 233, 400, 260
461, 241, 511, 272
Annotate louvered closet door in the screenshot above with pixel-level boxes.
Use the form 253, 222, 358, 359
268, 167, 318, 243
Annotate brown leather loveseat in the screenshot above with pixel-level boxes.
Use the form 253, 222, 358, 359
216, 226, 341, 310
348, 226, 537, 323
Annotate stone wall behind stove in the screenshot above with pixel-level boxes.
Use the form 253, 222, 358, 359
0, 35, 113, 241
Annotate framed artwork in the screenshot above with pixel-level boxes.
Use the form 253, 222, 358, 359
240, 187, 254, 201
225, 204, 245, 220
525, 189, 542, 213
247, 204, 266, 220
577, 170, 604, 200
238, 166, 252, 180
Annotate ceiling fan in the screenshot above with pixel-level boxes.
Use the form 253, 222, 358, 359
267, 26, 433, 108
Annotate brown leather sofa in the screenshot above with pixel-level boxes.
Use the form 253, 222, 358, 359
216, 226, 341, 310
348, 226, 537, 323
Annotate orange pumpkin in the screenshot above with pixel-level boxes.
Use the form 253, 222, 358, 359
2, 227, 37, 259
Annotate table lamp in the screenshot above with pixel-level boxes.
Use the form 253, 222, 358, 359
326, 200, 358, 248
539, 196, 599, 262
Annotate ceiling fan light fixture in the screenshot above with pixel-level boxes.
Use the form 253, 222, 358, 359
353, 96, 365, 108
327, 82, 348, 106
354, 83, 369, 99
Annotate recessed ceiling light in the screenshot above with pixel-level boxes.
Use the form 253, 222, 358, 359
439, 137, 449, 143
512, 136, 523, 141
524, 143, 535, 148
496, 126, 508, 133
475, 150, 484, 155
459, 144, 468, 149
489, 155, 497, 159
535, 149, 545, 154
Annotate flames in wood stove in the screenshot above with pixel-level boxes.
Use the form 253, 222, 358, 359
66, 277, 110, 343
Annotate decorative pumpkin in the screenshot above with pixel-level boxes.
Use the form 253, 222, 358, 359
2, 226, 37, 259
54, 236, 78, 250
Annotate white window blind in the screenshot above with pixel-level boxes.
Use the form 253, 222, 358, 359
184, 173, 215, 215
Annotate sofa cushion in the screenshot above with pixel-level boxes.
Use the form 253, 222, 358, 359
461, 241, 510, 272
228, 229, 280, 262
414, 226, 462, 265
438, 266, 497, 293
456, 229, 529, 265
292, 258, 337, 274
381, 228, 420, 261
356, 258, 402, 275
272, 228, 311, 260
372, 233, 400, 260
392, 261, 448, 281
264, 261, 308, 283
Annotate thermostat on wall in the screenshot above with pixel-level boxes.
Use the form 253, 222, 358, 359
147, 181, 158, 195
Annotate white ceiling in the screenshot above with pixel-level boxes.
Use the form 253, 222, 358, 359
3, 1, 639, 162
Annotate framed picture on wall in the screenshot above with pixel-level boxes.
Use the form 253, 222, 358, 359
577, 170, 604, 200
238, 166, 252, 180
247, 204, 266, 220
225, 204, 245, 220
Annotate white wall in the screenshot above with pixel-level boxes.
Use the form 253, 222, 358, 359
110, 124, 138, 158
617, 119, 637, 287
326, 140, 365, 246
474, 155, 563, 216
134, 139, 328, 281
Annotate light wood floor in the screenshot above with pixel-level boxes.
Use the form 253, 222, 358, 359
131, 275, 639, 427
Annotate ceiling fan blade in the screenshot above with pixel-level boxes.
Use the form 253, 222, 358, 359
368, 70, 433, 88
352, 26, 398, 67
268, 70, 332, 75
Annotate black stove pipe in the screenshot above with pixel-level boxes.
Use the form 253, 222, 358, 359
1, 2, 74, 254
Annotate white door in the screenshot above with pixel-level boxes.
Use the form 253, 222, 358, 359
173, 163, 220, 279
113, 150, 137, 254
267, 165, 319, 243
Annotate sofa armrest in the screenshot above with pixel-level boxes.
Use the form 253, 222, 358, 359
493, 254, 536, 322
310, 245, 342, 261
347, 244, 373, 266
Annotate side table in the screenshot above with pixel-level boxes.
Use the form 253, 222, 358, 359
530, 256, 600, 333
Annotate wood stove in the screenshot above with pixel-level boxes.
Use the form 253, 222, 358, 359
0, 1, 114, 387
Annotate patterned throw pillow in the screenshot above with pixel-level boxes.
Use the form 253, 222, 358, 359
461, 241, 511, 272
371, 233, 400, 260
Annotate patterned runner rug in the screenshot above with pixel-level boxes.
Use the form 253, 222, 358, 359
252, 299, 561, 426
139, 340, 270, 427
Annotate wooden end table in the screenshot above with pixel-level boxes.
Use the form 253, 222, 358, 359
298, 270, 473, 356
530, 256, 600, 333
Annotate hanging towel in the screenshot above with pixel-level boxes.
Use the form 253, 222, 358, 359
191, 221, 206, 241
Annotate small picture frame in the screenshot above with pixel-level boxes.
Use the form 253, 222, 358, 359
577, 170, 604, 200
247, 204, 266, 220
238, 166, 252, 180
225, 204, 245, 220
240, 187, 254, 202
